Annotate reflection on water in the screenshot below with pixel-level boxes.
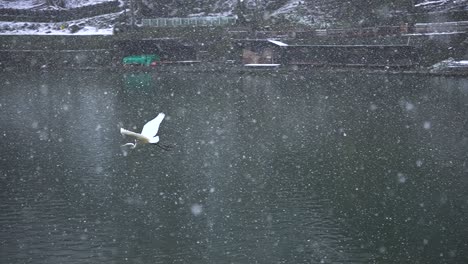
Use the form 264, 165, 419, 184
123, 72, 155, 91
1, 70, 467, 263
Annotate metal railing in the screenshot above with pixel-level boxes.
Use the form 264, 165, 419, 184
142, 16, 237, 27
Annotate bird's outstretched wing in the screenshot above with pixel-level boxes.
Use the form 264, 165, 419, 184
141, 113, 165, 138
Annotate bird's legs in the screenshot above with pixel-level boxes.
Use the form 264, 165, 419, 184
121, 140, 137, 149
156, 143, 173, 151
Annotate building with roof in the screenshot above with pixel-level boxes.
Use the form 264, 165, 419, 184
233, 39, 419, 67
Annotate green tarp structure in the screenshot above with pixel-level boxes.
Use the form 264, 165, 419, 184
122, 54, 160, 66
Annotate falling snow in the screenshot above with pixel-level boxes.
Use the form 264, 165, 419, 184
1, 1, 468, 264
190, 204, 203, 216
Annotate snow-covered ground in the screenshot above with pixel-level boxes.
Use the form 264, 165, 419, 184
0, 11, 121, 35
0, 0, 122, 35
0, 0, 42, 9
0, 0, 113, 9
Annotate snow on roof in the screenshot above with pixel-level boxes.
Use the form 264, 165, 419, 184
244, 64, 281, 67
415, 1, 447, 7
452, 60, 468, 65
267, 39, 288, 47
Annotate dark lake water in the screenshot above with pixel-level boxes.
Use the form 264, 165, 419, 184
1, 69, 467, 263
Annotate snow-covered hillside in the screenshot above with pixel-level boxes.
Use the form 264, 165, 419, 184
0, 12, 120, 35
0, 0, 113, 9
415, 0, 468, 11
0, 0, 467, 35
0, 0, 121, 34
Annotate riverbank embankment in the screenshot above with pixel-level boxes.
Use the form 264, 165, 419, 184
0, 25, 467, 74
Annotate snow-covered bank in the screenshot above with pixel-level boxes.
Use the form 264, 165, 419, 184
0, 22, 113, 35
0, 11, 121, 35
0, 0, 114, 9
0, 0, 121, 35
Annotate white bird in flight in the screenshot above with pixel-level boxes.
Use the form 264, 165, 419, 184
120, 113, 172, 150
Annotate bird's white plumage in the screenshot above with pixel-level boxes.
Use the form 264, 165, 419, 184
141, 113, 165, 139
120, 113, 165, 147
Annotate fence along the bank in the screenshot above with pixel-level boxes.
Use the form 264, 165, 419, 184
142, 16, 237, 27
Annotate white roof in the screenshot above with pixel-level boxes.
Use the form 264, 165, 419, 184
244, 64, 281, 67
267, 39, 288, 47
